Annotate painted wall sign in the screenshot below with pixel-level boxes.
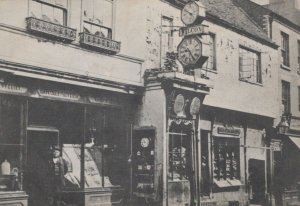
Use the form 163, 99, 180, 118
190, 97, 201, 115
217, 127, 240, 136
38, 88, 81, 101
173, 94, 185, 114
179, 25, 208, 37
0, 83, 27, 94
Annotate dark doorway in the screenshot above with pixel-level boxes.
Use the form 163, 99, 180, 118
248, 159, 266, 205
25, 130, 59, 206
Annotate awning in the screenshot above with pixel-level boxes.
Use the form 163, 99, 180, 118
289, 136, 300, 149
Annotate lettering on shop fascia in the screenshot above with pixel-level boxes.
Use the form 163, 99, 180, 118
0, 83, 28, 94
217, 126, 241, 136
88, 96, 121, 107
37, 88, 81, 101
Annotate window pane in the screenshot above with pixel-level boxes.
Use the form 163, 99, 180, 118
239, 47, 261, 83
41, 4, 54, 22
84, 107, 126, 188
161, 17, 173, 67
213, 137, 240, 181
31, 1, 42, 19
0, 96, 23, 192
94, 0, 113, 28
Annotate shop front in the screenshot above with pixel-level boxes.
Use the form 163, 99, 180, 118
0, 76, 138, 206
272, 116, 300, 206
134, 71, 212, 206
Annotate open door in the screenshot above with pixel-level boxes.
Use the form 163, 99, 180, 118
248, 159, 266, 205
25, 126, 59, 206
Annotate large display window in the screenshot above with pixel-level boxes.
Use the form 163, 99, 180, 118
213, 137, 241, 188
26, 98, 128, 205
0, 96, 24, 192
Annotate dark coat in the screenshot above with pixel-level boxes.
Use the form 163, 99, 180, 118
47, 157, 68, 193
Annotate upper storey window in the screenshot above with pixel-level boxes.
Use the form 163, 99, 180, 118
31, 0, 68, 26
239, 46, 262, 84
83, 0, 113, 39
281, 32, 290, 67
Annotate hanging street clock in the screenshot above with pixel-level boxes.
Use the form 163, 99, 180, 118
181, 1, 206, 26
178, 35, 202, 68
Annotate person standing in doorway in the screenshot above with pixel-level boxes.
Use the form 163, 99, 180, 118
46, 145, 68, 206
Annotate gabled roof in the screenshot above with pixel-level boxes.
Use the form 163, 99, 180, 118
233, 0, 300, 34
197, 0, 277, 48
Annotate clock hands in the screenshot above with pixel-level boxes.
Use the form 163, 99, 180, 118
185, 48, 196, 61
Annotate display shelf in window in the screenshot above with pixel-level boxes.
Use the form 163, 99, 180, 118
132, 127, 155, 195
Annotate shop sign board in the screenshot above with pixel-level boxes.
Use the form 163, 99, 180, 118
289, 118, 300, 131
88, 95, 121, 107
0, 83, 28, 94
179, 25, 208, 37
270, 140, 281, 151
37, 88, 81, 101
217, 127, 240, 136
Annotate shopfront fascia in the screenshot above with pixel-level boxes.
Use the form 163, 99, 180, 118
0, 76, 141, 206
136, 71, 212, 206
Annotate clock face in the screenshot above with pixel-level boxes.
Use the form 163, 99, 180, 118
141, 137, 150, 148
181, 2, 199, 25
178, 36, 202, 67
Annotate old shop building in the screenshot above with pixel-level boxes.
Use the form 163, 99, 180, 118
0, 0, 280, 206
0, 0, 144, 206
233, 0, 300, 205
132, 0, 279, 206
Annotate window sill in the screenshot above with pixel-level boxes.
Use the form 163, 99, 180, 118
213, 179, 243, 188
281, 64, 291, 71
200, 68, 218, 74
239, 79, 263, 86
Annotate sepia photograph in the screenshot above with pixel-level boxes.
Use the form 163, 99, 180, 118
0, 0, 299, 205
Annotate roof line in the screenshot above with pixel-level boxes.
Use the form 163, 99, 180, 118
206, 13, 278, 49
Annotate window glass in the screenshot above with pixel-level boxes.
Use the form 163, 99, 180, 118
239, 47, 261, 84
0, 96, 23, 192
282, 81, 291, 114
84, 107, 127, 188
168, 122, 192, 181
84, 0, 113, 30
213, 137, 240, 181
161, 16, 173, 67
83, 22, 112, 39
31, 0, 67, 25
202, 34, 216, 71
281, 32, 289, 67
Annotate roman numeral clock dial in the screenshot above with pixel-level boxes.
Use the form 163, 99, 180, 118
178, 36, 202, 67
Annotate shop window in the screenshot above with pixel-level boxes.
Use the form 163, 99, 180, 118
31, 0, 68, 26
83, 0, 113, 39
161, 16, 174, 67
0, 96, 24, 192
168, 122, 192, 181
282, 80, 291, 114
281, 32, 289, 67
84, 107, 127, 188
239, 46, 262, 84
213, 137, 240, 182
201, 130, 210, 196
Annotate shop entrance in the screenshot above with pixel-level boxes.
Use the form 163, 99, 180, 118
25, 128, 59, 206
248, 159, 266, 205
